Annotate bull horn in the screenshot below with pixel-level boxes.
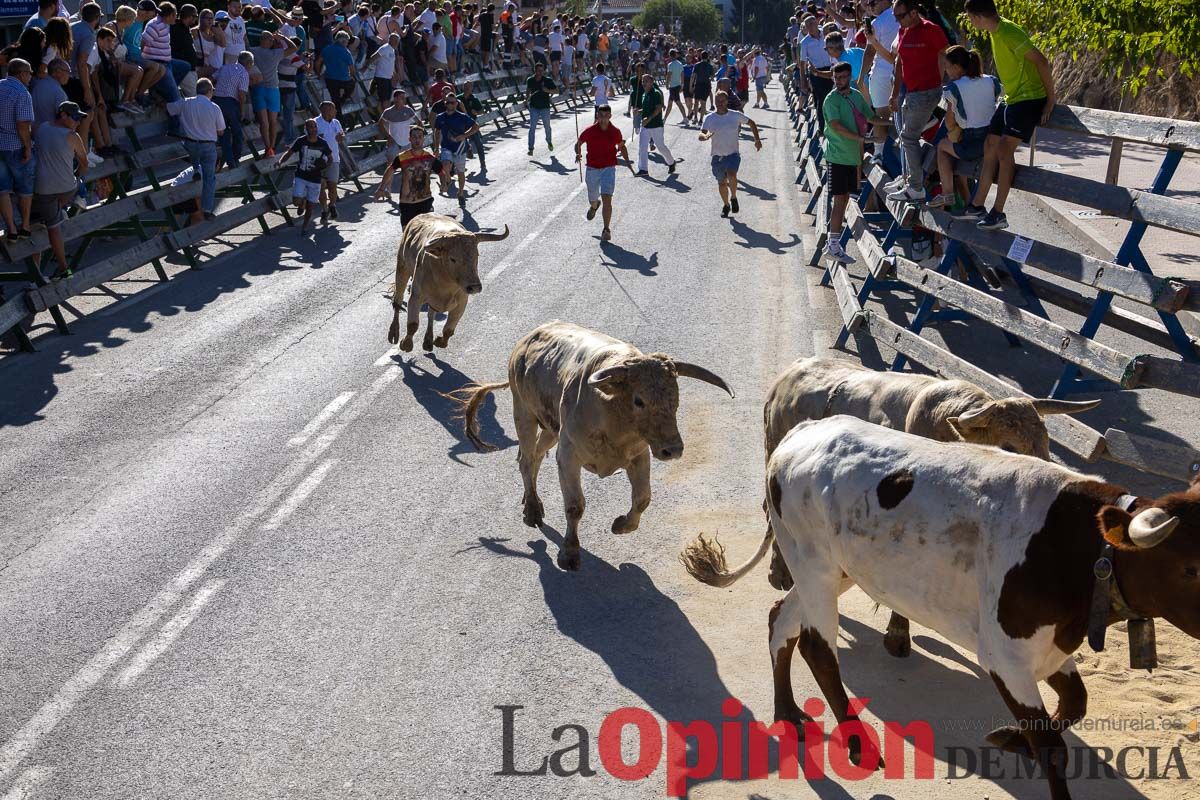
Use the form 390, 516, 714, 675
951, 402, 997, 429
1128, 507, 1180, 549
673, 361, 735, 398
589, 365, 627, 385
475, 225, 510, 243
1031, 398, 1101, 416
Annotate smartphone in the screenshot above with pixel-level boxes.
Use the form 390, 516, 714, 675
336, 15, 345, 22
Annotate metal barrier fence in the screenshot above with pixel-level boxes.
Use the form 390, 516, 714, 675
783, 72, 1200, 485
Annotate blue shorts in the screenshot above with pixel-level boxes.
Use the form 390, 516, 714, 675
251, 86, 281, 113
711, 152, 741, 180
0, 148, 37, 197
755, 76, 768, 91
585, 165, 615, 202
952, 126, 989, 160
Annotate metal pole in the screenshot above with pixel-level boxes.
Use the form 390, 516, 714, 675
740, 1, 744, 44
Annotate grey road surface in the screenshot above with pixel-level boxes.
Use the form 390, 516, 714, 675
0, 84, 1179, 800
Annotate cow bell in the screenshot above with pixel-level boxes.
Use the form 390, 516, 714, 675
1127, 618, 1157, 671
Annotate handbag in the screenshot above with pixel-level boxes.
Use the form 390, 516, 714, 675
844, 92, 871, 137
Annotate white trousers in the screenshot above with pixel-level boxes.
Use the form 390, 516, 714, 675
637, 126, 675, 172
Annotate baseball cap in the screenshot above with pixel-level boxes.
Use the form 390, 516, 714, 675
215, 10, 229, 19
57, 101, 87, 121
136, 0, 158, 11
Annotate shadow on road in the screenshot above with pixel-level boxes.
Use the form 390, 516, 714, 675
474, 532, 857, 800
599, 242, 659, 276
729, 219, 802, 255
394, 353, 516, 463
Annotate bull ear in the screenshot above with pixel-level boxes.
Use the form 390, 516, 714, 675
1031, 398, 1101, 417
1098, 505, 1180, 550
947, 402, 997, 432
1098, 505, 1135, 550
673, 361, 735, 398
589, 365, 628, 389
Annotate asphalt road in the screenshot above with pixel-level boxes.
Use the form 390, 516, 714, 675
0, 84, 1181, 800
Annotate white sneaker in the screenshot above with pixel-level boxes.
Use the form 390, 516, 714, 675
825, 242, 855, 265
86, 151, 104, 166
882, 176, 906, 192
887, 185, 926, 202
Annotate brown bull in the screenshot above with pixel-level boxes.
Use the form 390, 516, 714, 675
761, 357, 1098, 655
450, 321, 734, 571
386, 213, 509, 352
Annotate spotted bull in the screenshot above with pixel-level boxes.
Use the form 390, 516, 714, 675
762, 357, 1099, 656
386, 214, 509, 352
450, 321, 734, 570
682, 415, 1200, 800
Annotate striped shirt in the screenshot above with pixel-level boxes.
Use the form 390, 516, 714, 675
141, 17, 173, 62
0, 77, 34, 151
213, 62, 250, 99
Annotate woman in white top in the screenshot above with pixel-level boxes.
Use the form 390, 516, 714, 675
194, 8, 226, 77
930, 45, 1001, 209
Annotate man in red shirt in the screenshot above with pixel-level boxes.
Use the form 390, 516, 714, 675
886, 0, 949, 202
574, 104, 635, 242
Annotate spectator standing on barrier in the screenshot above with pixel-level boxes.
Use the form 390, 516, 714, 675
167, 77, 223, 219
69, 5, 102, 140
524, 61, 554, 156
958, 0, 1055, 230
367, 32, 401, 105
700, 88, 761, 218
635, 73, 676, 177
315, 99, 344, 222
250, 31, 291, 155
823, 61, 887, 264
32, 60, 69, 133
195, 10, 225, 77
459, 80, 486, 173
277, 35, 303, 143
798, 16, 834, 132
319, 30, 357, 120
861, 0, 899, 147
402, 18, 429, 88
0, 59, 36, 243
374, 124, 435, 223
886, 0, 949, 203
23, 0, 58, 32
213, 50, 251, 169
574, 106, 631, 242
222, 0, 247, 63
432, 93, 477, 203
32, 101, 89, 279
378, 87, 415, 161
478, 2, 495, 72
276, 117, 331, 234
428, 11, 449, 74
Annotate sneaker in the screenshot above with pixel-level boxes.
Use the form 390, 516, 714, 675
668, 161, 676, 174
730, 197, 739, 213
86, 151, 104, 166
320, 210, 329, 225
950, 204, 986, 220
601, 227, 611, 241
925, 194, 948, 209
547, 142, 553, 151
882, 176, 906, 192
977, 210, 1009, 231
825, 243, 855, 265
329, 204, 339, 220
265, 147, 275, 157
763, 103, 770, 109
887, 185, 926, 202
721, 203, 730, 217
586, 203, 598, 221
71, 195, 88, 211
459, 193, 467, 206
14, 228, 31, 240
649, 142, 656, 152
203, 211, 217, 221
635, 169, 648, 176
528, 148, 534, 156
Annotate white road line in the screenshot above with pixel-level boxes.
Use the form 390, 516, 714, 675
288, 391, 356, 447
1, 766, 52, 800
114, 580, 227, 688
373, 350, 396, 367
0, 365, 403, 784
261, 459, 337, 531
483, 181, 586, 283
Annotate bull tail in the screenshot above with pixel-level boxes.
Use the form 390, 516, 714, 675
680, 527, 774, 588
387, 302, 401, 345
441, 381, 510, 452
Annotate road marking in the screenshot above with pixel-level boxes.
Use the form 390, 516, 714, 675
483, 181, 586, 283
0, 365, 402, 784
373, 350, 396, 367
114, 580, 227, 688
261, 459, 337, 531
288, 391, 356, 447
1, 767, 52, 800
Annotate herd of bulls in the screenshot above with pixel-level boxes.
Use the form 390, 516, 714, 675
385, 213, 1200, 800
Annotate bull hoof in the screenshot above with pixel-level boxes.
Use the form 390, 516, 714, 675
985, 725, 1032, 756
774, 705, 813, 731
611, 514, 640, 535
398, 337, 414, 352
883, 631, 912, 658
842, 733, 885, 770
556, 548, 581, 571
422, 336, 434, 352
433, 335, 450, 348
522, 498, 544, 528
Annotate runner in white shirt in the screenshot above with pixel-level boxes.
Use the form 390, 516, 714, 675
699, 89, 761, 218
315, 100, 345, 223
590, 63, 612, 107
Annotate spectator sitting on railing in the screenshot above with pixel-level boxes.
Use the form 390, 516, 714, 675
318, 30, 357, 120
0, 58, 36, 243
928, 45, 999, 209
72, 3, 115, 158
94, 26, 144, 117
167, 76, 223, 219
250, 30, 293, 155
212, 49, 251, 169
314, 100, 344, 222
143, 3, 186, 136
275, 116, 332, 234
113, 4, 167, 107
956, 0, 1056, 231
32, 101, 89, 280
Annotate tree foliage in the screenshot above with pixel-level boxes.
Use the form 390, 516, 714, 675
632, 0, 721, 42
726, 0, 794, 45
946, 0, 1200, 96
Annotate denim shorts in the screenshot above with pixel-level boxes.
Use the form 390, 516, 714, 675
440, 147, 466, 174
0, 149, 37, 197
585, 165, 615, 201
293, 176, 321, 202
952, 126, 989, 160
711, 152, 741, 180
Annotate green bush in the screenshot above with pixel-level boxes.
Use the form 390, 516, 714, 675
632, 0, 721, 43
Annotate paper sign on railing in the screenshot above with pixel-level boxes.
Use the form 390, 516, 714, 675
1006, 235, 1033, 264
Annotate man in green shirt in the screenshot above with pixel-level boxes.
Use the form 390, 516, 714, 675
822, 61, 887, 264
635, 73, 677, 176
525, 61, 555, 156
958, 0, 1056, 231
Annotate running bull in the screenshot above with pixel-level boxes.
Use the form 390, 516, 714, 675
450, 321, 734, 570
386, 214, 510, 352
762, 357, 1098, 656
683, 415, 1200, 800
